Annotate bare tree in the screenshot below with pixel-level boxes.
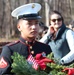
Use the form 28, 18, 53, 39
0, 0, 74, 39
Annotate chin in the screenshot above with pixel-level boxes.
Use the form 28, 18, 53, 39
29, 35, 36, 38
55, 25, 60, 28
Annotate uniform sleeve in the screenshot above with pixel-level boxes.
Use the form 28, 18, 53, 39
0, 46, 12, 75
60, 30, 74, 64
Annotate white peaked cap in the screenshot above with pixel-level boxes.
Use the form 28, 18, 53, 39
11, 3, 41, 19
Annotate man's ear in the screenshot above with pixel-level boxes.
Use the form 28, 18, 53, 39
17, 24, 21, 31
17, 19, 22, 31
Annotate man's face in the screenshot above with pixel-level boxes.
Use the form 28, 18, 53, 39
17, 19, 39, 39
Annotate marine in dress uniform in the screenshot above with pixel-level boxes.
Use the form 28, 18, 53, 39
0, 3, 51, 75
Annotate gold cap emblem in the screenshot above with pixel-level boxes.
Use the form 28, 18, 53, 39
32, 4, 35, 8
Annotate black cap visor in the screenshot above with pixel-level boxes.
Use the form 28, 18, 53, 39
18, 14, 41, 20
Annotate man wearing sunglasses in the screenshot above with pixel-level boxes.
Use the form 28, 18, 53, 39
40, 10, 74, 65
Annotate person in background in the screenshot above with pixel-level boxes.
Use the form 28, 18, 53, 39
68, 20, 74, 31
40, 10, 74, 65
0, 3, 51, 75
68, 24, 73, 30
36, 21, 48, 40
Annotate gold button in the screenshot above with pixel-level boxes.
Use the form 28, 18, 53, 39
31, 51, 34, 54
25, 41, 28, 44
30, 46, 32, 49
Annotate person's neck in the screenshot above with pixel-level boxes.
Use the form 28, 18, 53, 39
54, 27, 60, 32
21, 36, 35, 42
26, 38, 35, 42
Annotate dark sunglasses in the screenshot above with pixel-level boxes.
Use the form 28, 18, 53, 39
51, 18, 62, 22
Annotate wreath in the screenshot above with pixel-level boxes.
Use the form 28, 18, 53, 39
11, 52, 74, 75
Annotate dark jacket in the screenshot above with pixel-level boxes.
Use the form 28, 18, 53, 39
0, 37, 51, 75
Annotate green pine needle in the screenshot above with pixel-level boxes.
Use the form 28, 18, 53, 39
11, 52, 74, 75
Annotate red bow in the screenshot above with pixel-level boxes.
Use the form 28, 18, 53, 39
27, 53, 54, 70
62, 68, 74, 75
35, 53, 54, 70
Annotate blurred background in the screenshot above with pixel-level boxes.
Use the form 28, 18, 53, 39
0, 0, 74, 40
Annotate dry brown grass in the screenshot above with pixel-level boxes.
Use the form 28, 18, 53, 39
0, 38, 19, 42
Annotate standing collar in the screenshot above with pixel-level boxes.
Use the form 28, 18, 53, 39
20, 37, 26, 43
19, 37, 36, 45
